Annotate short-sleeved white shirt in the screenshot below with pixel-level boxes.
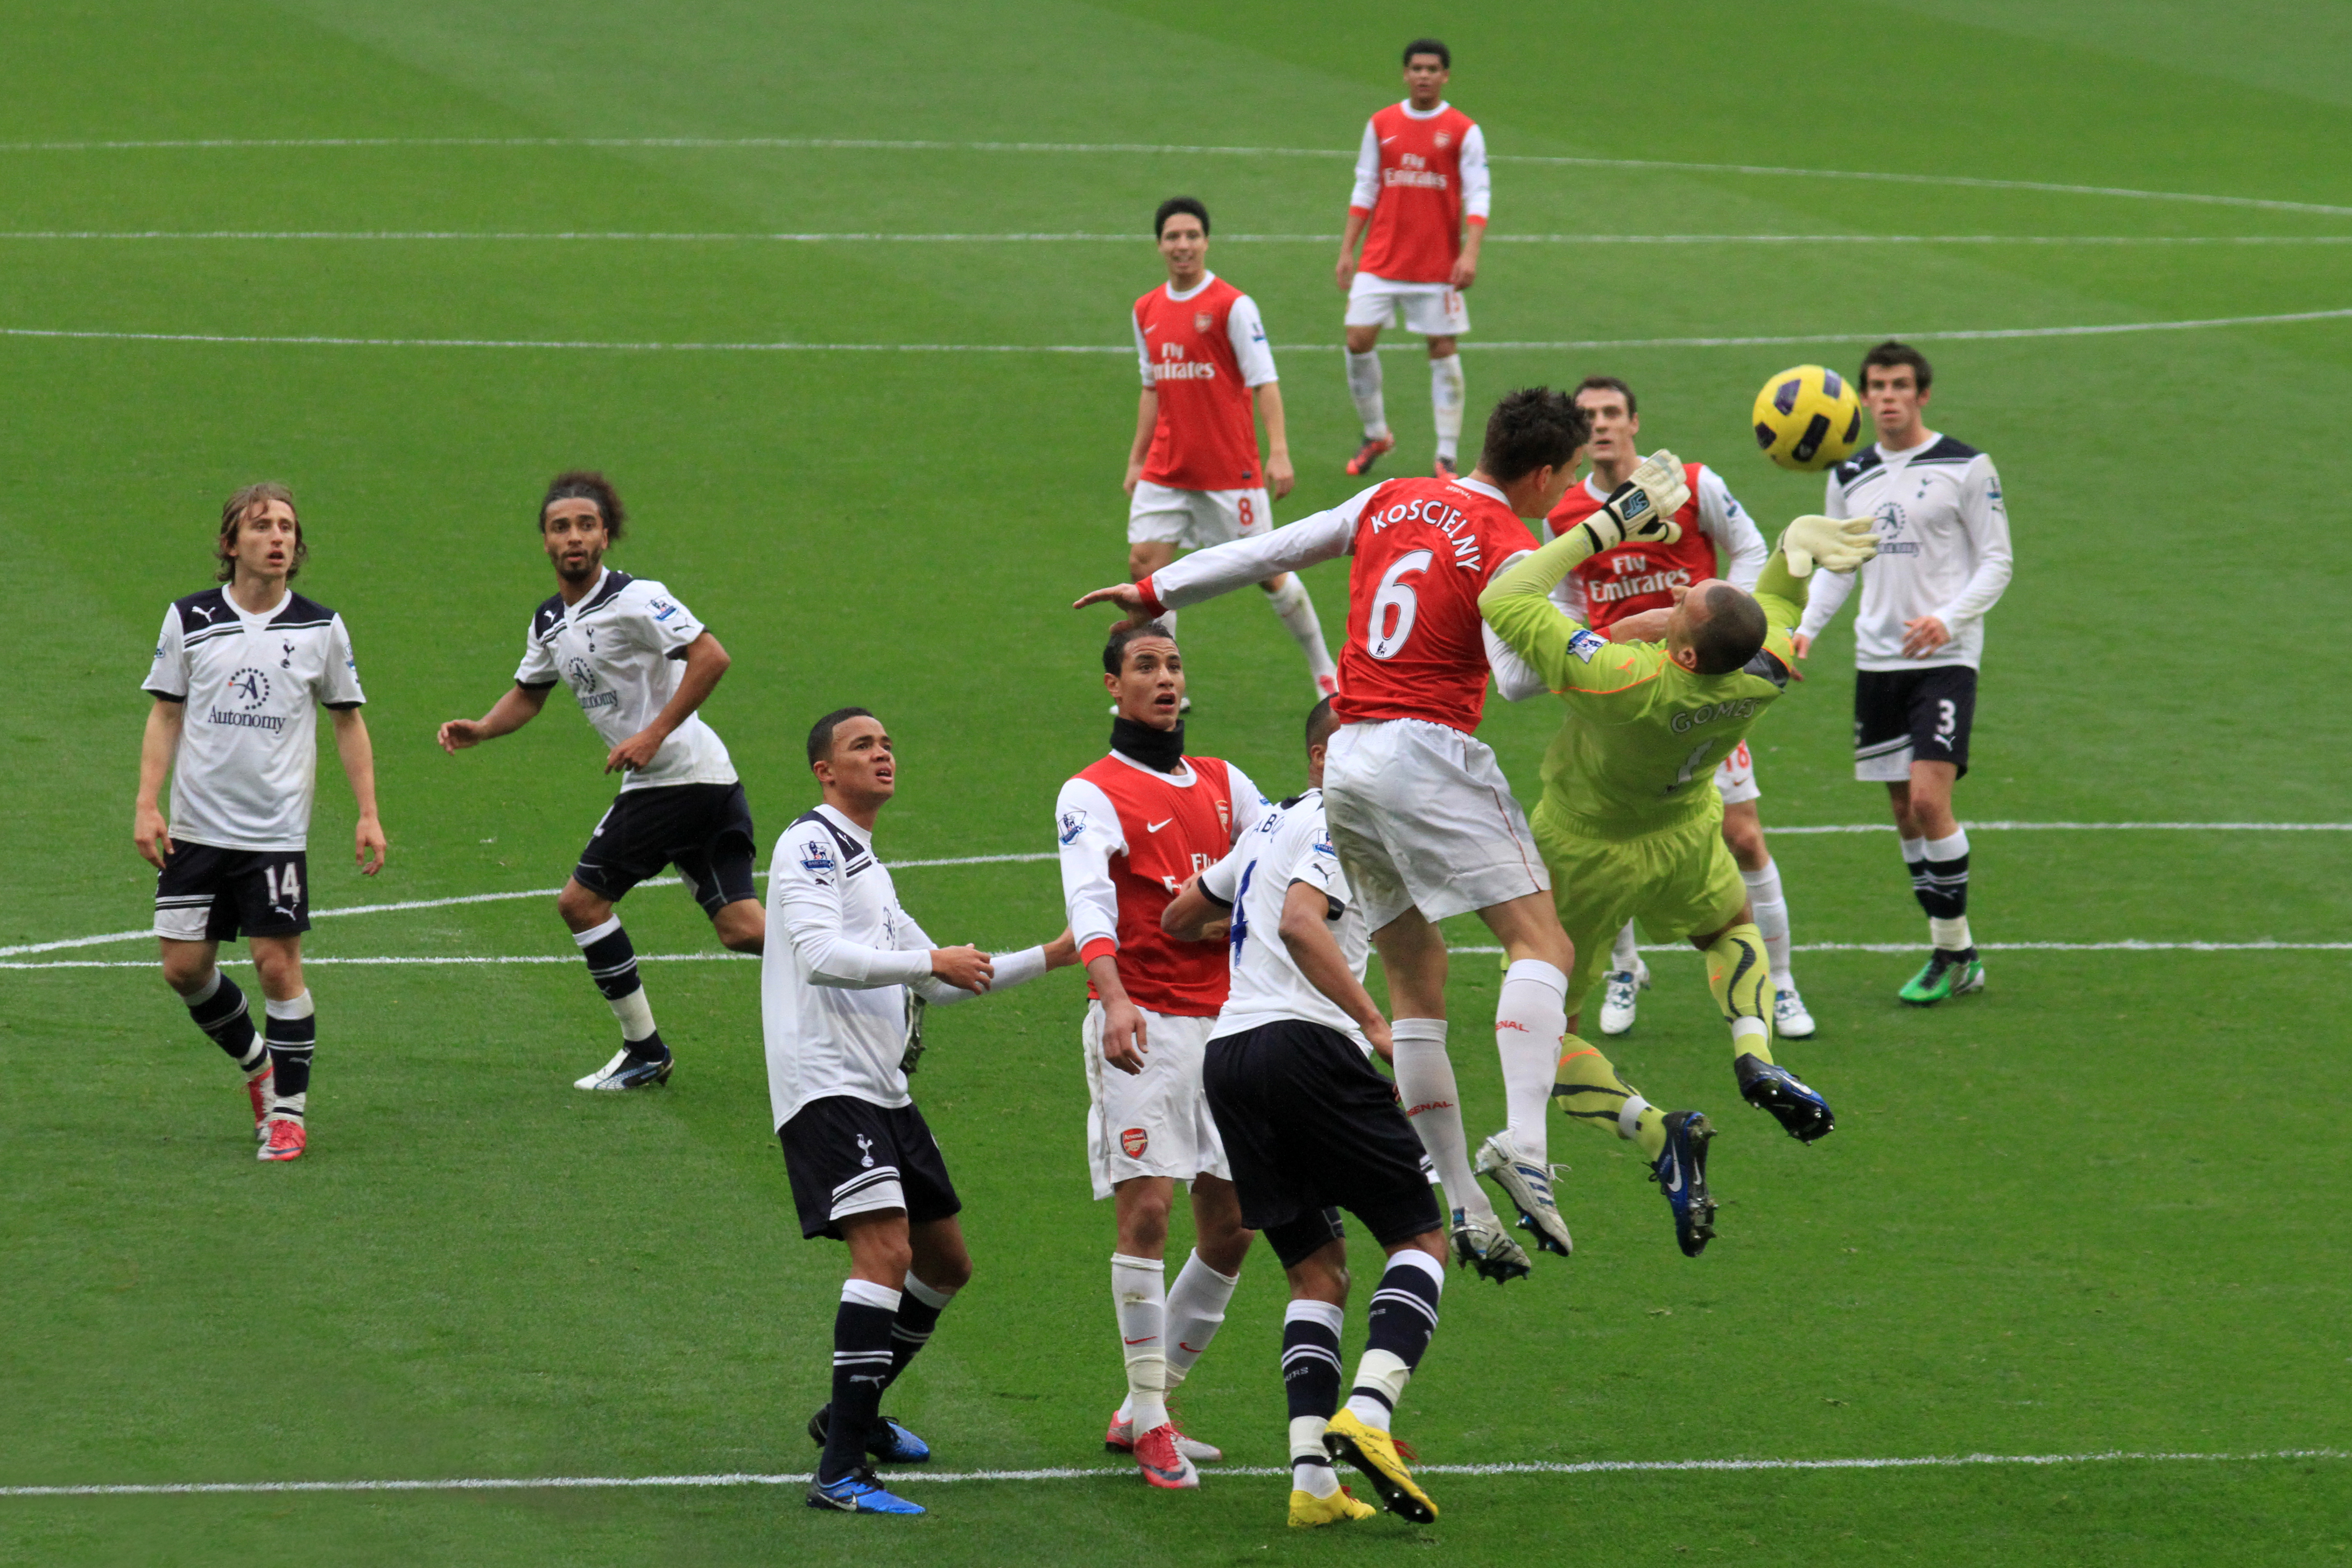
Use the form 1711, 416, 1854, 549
514, 568, 736, 790
143, 587, 366, 852
1200, 789, 1370, 1050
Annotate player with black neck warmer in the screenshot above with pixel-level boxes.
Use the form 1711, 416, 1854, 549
1055, 620, 1268, 1489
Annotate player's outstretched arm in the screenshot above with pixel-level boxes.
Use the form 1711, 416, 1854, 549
436, 683, 549, 753
133, 697, 185, 869
606, 630, 730, 774
1276, 879, 1394, 1061
1074, 502, 1359, 624
331, 708, 387, 876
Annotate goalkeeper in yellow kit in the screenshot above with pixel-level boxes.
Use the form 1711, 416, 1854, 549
1478, 454, 1877, 1256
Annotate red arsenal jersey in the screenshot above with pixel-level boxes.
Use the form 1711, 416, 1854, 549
1354, 102, 1480, 284
1134, 275, 1262, 492
1336, 476, 1537, 733
1059, 753, 1251, 1017
1547, 463, 1715, 629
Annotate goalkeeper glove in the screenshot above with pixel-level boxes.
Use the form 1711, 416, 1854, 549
1778, 514, 1880, 576
1572, 449, 1689, 554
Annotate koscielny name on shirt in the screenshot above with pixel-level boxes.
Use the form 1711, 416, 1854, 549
1364, 495, 1486, 572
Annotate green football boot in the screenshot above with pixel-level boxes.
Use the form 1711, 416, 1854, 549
1899, 948, 1985, 1006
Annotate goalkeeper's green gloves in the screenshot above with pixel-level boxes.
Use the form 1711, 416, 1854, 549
1569, 449, 1690, 554
1778, 514, 1880, 576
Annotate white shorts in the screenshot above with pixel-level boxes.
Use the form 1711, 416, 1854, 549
1127, 482, 1273, 551
1083, 1002, 1229, 1199
1344, 273, 1471, 337
1715, 740, 1760, 807
1321, 717, 1548, 932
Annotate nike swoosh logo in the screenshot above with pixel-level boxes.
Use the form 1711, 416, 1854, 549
1663, 1157, 1685, 1195
1146, 818, 1173, 833
1380, 136, 1397, 144
1123, 1336, 1156, 1345
1178, 1342, 1203, 1353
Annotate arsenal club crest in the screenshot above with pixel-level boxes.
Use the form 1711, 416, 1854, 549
1434, 131, 1452, 150
1120, 1127, 1150, 1158
1194, 311, 1213, 333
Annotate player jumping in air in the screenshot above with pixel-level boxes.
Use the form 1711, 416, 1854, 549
1480, 483, 1879, 1254
1547, 376, 1819, 1040
1127, 197, 1337, 699
1056, 624, 1266, 1489
1793, 343, 2014, 1005
135, 483, 385, 1163
1334, 38, 1488, 480
1078, 388, 1686, 1279
768, 709, 1075, 1516
436, 472, 762, 1089
1163, 699, 1450, 1529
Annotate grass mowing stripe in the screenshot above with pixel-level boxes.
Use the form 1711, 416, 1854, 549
1, 134, 2345, 218
6, 231, 2350, 245
10, 308, 2346, 356
5, 1448, 2342, 1496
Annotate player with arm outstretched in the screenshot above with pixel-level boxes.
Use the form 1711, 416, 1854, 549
1162, 699, 1450, 1530
1057, 624, 1266, 1490
1548, 376, 1818, 1040
1480, 502, 1878, 1255
1126, 197, 1336, 699
1334, 38, 1488, 479
436, 473, 760, 1091
135, 483, 384, 1163
1077, 388, 1687, 1279
770, 708, 1078, 1515
1793, 342, 2012, 1005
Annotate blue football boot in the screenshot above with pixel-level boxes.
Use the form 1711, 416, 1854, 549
805, 1466, 925, 1515
1650, 1111, 1717, 1258
1735, 1052, 1835, 1143
808, 1404, 931, 1463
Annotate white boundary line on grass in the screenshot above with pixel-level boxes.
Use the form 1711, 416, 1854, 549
4, 823, 2345, 960
7, 305, 2352, 356
6, 230, 2351, 246
2, 1446, 2342, 1497
3, 134, 2348, 219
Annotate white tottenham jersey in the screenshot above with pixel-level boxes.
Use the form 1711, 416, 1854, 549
144, 587, 366, 852
1200, 790, 1370, 1050
1132, 273, 1278, 389
1801, 434, 2014, 671
514, 568, 736, 790
764, 805, 1046, 1127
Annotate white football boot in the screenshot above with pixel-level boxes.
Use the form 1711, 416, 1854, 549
1773, 984, 1817, 1040
1598, 960, 1650, 1036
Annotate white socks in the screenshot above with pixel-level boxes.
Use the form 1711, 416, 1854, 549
1742, 859, 1795, 989
1345, 350, 1388, 439
1610, 920, 1640, 974
1162, 1250, 1239, 1391
1429, 353, 1465, 461
1497, 959, 1568, 1165
1931, 915, 1974, 950
1112, 1253, 1169, 1431
1263, 575, 1338, 687
1390, 1018, 1493, 1223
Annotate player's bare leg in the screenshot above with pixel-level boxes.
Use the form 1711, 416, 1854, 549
1469, 892, 1576, 1256
1425, 335, 1463, 477
160, 936, 275, 1141
1888, 761, 1981, 1003
710, 896, 764, 955
559, 878, 672, 1089
1342, 323, 1394, 474
1284, 1230, 1446, 1525
1723, 799, 1809, 1036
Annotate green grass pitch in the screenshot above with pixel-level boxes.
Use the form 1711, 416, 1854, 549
3, 2, 2351, 1562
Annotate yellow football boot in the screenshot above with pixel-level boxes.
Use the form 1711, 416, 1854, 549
1323, 1410, 1438, 1523
1288, 1485, 1377, 1528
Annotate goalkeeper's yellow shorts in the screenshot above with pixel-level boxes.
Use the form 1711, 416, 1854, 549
1531, 798, 1749, 1021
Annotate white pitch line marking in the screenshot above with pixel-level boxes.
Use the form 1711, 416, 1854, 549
3, 230, 2347, 245
1, 1447, 2340, 1497
8, 306, 2347, 357
4, 825, 2343, 960
1, 134, 2345, 219
7, 940, 2346, 972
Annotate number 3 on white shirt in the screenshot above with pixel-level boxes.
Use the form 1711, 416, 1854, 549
1367, 549, 1433, 660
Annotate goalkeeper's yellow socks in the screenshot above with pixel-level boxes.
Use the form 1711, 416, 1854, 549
1554, 1037, 1667, 1160
1706, 922, 1774, 1064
